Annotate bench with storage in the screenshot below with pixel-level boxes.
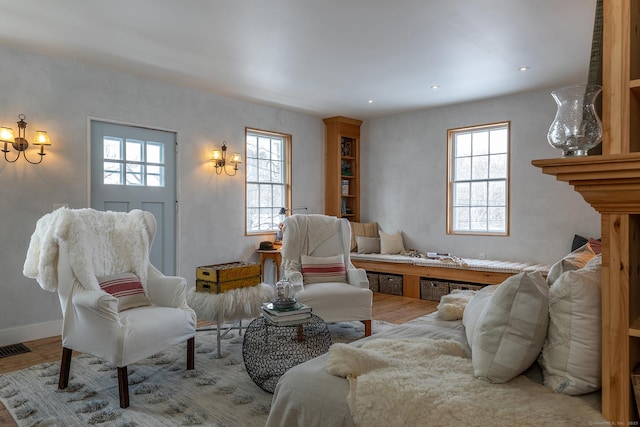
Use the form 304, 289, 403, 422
351, 253, 549, 301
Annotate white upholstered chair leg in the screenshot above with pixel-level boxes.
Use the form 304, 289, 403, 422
58, 336, 195, 409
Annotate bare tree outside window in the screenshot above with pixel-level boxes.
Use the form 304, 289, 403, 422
447, 122, 510, 235
245, 129, 291, 234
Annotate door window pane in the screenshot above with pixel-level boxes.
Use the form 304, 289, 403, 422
126, 164, 144, 185
103, 162, 123, 185
126, 139, 144, 162
104, 137, 122, 160
147, 142, 164, 164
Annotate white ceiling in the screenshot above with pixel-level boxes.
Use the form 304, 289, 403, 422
0, 0, 597, 119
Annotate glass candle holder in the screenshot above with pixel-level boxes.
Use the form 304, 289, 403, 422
547, 84, 602, 157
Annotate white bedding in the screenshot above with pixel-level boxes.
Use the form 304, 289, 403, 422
265, 312, 599, 427
266, 314, 468, 427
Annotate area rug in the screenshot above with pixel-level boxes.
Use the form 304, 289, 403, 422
0, 320, 391, 427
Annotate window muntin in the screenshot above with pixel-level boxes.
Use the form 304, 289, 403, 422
448, 122, 509, 235
102, 137, 165, 187
245, 129, 291, 234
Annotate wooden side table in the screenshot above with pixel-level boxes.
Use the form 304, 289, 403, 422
256, 249, 282, 283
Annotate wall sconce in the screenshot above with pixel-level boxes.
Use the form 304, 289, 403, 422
1, 114, 51, 164
279, 206, 308, 215
209, 141, 242, 176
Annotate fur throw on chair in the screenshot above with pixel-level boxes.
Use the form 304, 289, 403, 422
24, 208, 150, 292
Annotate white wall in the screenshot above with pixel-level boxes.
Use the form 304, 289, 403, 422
0, 45, 324, 345
361, 89, 601, 265
0, 44, 602, 346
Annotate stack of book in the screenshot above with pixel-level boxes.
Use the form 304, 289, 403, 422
262, 301, 312, 326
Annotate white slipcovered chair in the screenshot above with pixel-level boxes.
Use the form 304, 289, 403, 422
23, 208, 196, 408
281, 214, 373, 336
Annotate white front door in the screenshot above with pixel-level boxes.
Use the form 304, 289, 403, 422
90, 121, 177, 274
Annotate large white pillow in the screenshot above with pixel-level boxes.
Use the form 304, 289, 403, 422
379, 230, 405, 254
350, 221, 379, 252
539, 254, 601, 395
356, 236, 380, 254
469, 272, 549, 383
462, 285, 497, 347
547, 244, 596, 286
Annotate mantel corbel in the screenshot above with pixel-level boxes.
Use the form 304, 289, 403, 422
532, 153, 640, 214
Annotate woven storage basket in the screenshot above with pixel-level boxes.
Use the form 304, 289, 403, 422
366, 272, 380, 292
379, 273, 403, 296
420, 279, 450, 301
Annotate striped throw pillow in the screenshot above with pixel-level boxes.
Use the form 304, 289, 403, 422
301, 254, 347, 285
98, 273, 151, 312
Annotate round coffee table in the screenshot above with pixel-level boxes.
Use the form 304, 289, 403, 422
242, 314, 332, 393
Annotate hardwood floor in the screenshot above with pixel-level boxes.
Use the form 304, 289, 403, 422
0, 292, 437, 425
372, 291, 438, 324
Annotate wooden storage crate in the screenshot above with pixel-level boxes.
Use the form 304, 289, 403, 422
196, 261, 261, 294
449, 282, 484, 292
420, 279, 450, 301
379, 273, 403, 296
366, 271, 379, 292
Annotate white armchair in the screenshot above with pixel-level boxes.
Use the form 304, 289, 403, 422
281, 214, 372, 336
24, 208, 196, 408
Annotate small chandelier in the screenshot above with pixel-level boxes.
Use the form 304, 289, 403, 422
209, 141, 242, 176
1, 114, 51, 164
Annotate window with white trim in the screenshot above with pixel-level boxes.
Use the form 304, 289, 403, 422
245, 129, 291, 234
447, 122, 510, 235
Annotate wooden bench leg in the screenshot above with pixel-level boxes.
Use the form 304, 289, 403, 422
187, 337, 195, 370
58, 347, 72, 390
363, 320, 372, 337
117, 367, 130, 408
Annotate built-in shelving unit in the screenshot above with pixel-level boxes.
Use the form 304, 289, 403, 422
323, 116, 362, 222
532, 1, 640, 422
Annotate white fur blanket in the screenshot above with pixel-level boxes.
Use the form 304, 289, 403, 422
186, 283, 274, 321
437, 289, 476, 320
23, 208, 150, 292
326, 338, 605, 427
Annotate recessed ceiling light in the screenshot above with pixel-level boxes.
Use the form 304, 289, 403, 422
367, 99, 374, 104
519, 66, 529, 72
431, 85, 439, 89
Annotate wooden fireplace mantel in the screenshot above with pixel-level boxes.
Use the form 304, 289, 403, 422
532, 153, 640, 214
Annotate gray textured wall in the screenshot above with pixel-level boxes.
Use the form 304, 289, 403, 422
361, 89, 600, 264
0, 44, 601, 345
0, 45, 324, 345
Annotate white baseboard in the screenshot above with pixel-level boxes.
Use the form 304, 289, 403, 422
0, 320, 62, 347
